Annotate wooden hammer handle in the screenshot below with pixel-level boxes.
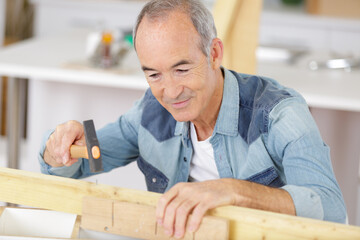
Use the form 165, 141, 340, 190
70, 145, 89, 159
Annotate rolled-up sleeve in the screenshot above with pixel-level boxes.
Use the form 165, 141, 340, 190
38, 96, 145, 179
267, 96, 347, 223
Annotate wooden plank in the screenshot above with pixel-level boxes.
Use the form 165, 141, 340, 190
71, 215, 82, 239
81, 197, 229, 240
81, 197, 113, 233
0, 167, 160, 215
0, 167, 359, 239
212, 0, 240, 41
225, 0, 262, 74
0, 206, 5, 217
213, 0, 262, 74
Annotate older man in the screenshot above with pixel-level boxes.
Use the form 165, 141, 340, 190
40, 0, 346, 239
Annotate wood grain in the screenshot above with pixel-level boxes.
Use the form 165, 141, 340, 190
81, 197, 229, 240
0, 167, 359, 239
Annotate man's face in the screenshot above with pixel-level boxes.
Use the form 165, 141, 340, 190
135, 11, 220, 122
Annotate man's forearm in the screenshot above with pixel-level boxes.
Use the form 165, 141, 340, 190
227, 178, 296, 215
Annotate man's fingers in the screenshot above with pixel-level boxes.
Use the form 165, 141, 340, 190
156, 197, 167, 225
156, 181, 230, 238
47, 134, 63, 165
44, 120, 85, 167
65, 158, 79, 166
73, 139, 85, 146
156, 185, 179, 225
187, 202, 209, 233
173, 200, 196, 239
60, 123, 82, 164
61, 135, 77, 164
161, 195, 185, 236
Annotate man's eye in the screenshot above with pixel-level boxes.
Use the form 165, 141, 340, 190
146, 73, 161, 83
149, 73, 160, 79
176, 69, 189, 73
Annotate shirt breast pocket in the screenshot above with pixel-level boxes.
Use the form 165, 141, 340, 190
245, 166, 285, 188
137, 156, 169, 193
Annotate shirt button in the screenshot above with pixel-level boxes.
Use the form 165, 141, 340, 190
152, 177, 157, 183
184, 157, 187, 162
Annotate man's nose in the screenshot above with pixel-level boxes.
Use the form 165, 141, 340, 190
163, 75, 182, 99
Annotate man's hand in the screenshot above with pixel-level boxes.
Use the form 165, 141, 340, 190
156, 178, 295, 239
44, 120, 85, 167
156, 179, 237, 239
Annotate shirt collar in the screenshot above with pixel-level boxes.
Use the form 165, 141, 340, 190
214, 67, 239, 136
174, 67, 239, 137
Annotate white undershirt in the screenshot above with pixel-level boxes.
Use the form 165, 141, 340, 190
188, 122, 220, 182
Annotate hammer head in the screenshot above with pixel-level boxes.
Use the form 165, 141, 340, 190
83, 120, 103, 173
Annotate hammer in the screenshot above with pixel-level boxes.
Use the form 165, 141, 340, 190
69, 120, 103, 173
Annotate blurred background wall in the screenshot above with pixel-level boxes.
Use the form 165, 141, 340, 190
1, 0, 33, 138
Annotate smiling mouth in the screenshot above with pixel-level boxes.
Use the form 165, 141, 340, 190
172, 99, 190, 109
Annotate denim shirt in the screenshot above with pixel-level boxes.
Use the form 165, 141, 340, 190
39, 68, 346, 223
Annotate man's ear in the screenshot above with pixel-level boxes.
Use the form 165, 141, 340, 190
210, 38, 224, 69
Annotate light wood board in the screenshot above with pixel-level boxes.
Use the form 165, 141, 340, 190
213, 0, 262, 74
0, 167, 359, 239
81, 197, 229, 240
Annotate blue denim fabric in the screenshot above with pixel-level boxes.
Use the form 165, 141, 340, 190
39, 68, 346, 223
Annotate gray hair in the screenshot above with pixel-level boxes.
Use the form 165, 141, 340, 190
133, 0, 217, 57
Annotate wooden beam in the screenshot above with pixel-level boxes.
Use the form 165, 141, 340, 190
213, 0, 240, 41
0, 167, 160, 215
213, 0, 262, 74
81, 197, 229, 240
0, 167, 359, 240
0, 206, 4, 217
71, 215, 82, 239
